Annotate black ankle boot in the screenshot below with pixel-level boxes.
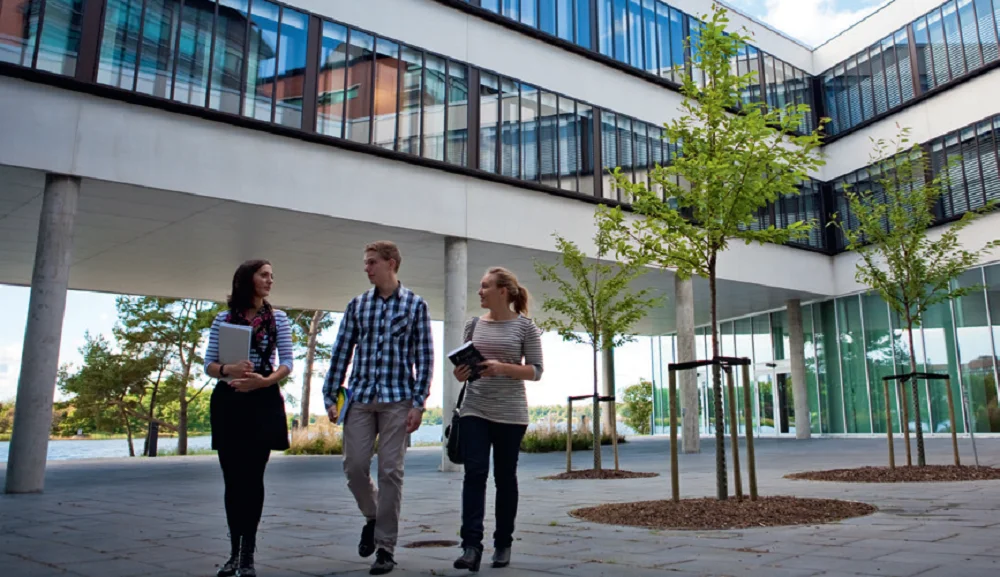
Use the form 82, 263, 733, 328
235, 535, 256, 577
217, 533, 240, 577
453, 547, 482, 572
492, 546, 511, 568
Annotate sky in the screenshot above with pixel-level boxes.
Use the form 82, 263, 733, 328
0, 285, 656, 413
725, 0, 890, 47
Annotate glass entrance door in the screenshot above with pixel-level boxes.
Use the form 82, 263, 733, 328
775, 372, 795, 435
755, 371, 775, 435
754, 361, 793, 436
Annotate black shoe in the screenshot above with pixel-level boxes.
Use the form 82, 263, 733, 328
453, 547, 482, 572
359, 519, 376, 558
492, 546, 511, 568
217, 533, 240, 577
235, 535, 256, 577
369, 548, 396, 575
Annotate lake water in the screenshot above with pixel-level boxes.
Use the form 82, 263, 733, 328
0, 426, 444, 462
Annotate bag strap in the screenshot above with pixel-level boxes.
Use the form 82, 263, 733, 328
455, 316, 479, 410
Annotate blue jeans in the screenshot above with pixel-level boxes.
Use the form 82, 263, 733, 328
459, 416, 528, 551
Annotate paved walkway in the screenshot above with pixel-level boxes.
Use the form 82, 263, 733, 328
2, 436, 999, 576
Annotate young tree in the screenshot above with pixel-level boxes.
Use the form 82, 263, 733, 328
115, 297, 221, 455
286, 309, 334, 426
831, 127, 1000, 467
621, 379, 654, 435
535, 231, 662, 471
596, 6, 825, 498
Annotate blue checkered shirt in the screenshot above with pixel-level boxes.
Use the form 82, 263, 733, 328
323, 284, 433, 410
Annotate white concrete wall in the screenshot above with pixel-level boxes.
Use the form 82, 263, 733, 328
820, 66, 1000, 180
0, 76, 836, 297
832, 209, 1000, 296
813, 0, 945, 72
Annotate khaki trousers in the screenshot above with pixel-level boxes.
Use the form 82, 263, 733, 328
342, 400, 410, 554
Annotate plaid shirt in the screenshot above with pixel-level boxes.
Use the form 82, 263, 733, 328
323, 284, 433, 410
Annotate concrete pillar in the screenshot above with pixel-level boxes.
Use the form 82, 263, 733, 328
5, 174, 79, 494
601, 347, 615, 435
441, 237, 467, 472
675, 275, 700, 453
787, 299, 811, 440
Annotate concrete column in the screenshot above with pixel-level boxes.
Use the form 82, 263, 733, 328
675, 275, 700, 453
601, 347, 615, 435
5, 174, 79, 494
787, 299, 811, 440
441, 237, 468, 472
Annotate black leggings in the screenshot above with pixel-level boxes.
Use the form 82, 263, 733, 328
218, 446, 271, 540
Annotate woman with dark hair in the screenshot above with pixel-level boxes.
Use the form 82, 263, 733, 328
204, 260, 294, 577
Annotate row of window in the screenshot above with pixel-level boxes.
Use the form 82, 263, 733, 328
468, 0, 817, 134
831, 112, 1000, 250
652, 263, 1000, 435
823, 0, 1000, 135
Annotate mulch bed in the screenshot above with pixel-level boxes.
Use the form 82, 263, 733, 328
542, 469, 660, 480
786, 465, 1000, 483
570, 496, 876, 530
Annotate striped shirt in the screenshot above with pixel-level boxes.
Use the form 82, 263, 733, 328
203, 310, 294, 374
460, 315, 544, 426
323, 284, 433, 410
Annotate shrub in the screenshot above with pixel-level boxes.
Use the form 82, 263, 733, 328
286, 421, 344, 455
621, 379, 653, 435
520, 422, 626, 454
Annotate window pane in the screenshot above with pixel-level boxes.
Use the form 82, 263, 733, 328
656, 2, 670, 79
986, 264, 1000, 432
209, 0, 248, 114
980, 120, 1000, 204
540, 91, 559, 187
503, 0, 519, 21
520, 0, 535, 27
959, 0, 982, 70
612, 0, 627, 63
539, 0, 556, 35
928, 10, 950, 86
862, 293, 899, 434
913, 18, 933, 92
618, 115, 633, 186
273, 8, 306, 128
479, 72, 499, 173
838, 296, 872, 433
557, 97, 577, 192
577, 103, 594, 195
243, 0, 279, 123
35, 0, 83, 75
134, 0, 181, 99
598, 0, 612, 57
98, 0, 143, 90
0, 0, 40, 67
344, 30, 374, 143
818, 301, 845, 433
942, 0, 967, 78
317, 21, 348, 138
963, 126, 986, 210
557, 0, 572, 42
923, 300, 963, 433
882, 34, 901, 108
642, 0, 656, 74
857, 50, 873, 122
690, 19, 704, 88
170, 0, 211, 108
422, 54, 446, 161
845, 57, 862, 127
600, 112, 617, 200
481, 0, 498, 11
669, 7, 684, 84
398, 46, 422, 154
954, 269, 1000, 432
870, 43, 888, 115
575, 0, 591, 49
500, 78, 520, 178
747, 45, 762, 103
520, 83, 539, 181
446, 62, 468, 167
628, 0, 642, 67
976, 0, 999, 64
372, 39, 398, 149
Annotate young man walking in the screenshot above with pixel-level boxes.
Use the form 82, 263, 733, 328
323, 241, 433, 575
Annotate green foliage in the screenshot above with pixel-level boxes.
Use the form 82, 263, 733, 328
831, 126, 1000, 466
621, 379, 653, 435
285, 309, 335, 362
519, 428, 626, 454
421, 407, 443, 426
594, 5, 825, 499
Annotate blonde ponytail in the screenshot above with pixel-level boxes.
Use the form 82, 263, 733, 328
487, 267, 530, 316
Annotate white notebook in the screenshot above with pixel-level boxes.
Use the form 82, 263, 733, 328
218, 322, 252, 382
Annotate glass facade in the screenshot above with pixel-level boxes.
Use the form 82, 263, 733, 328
823, 0, 1000, 136
0, 0, 83, 75
652, 263, 1000, 436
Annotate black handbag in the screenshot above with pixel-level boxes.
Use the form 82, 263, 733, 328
445, 317, 477, 465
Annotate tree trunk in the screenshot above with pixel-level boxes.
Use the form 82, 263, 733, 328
121, 406, 135, 457
710, 259, 727, 500
178, 388, 189, 456
592, 346, 602, 471
143, 377, 161, 457
905, 321, 926, 467
301, 311, 322, 426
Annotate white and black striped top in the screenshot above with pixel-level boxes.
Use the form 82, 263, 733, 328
459, 315, 544, 426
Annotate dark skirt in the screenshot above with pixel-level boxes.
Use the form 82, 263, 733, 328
210, 380, 290, 451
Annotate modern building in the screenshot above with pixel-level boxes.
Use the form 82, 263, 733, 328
1, 0, 999, 492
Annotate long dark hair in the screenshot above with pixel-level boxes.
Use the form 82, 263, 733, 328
227, 259, 270, 313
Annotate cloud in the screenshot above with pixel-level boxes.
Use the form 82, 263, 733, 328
731, 0, 890, 47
